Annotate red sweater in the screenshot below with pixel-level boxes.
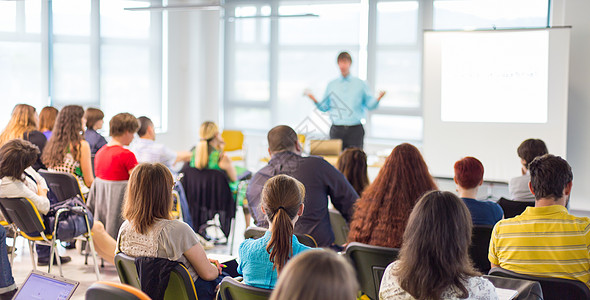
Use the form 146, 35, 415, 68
94, 145, 138, 180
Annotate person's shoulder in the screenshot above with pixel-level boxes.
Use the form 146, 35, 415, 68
239, 236, 266, 258
80, 140, 90, 149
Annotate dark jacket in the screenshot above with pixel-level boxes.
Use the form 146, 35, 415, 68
246, 151, 358, 247
135, 257, 179, 300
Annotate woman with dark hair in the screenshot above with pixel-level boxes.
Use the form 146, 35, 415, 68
336, 147, 369, 196
238, 174, 312, 289
38, 106, 59, 140
117, 163, 224, 300
0, 104, 46, 170
379, 191, 497, 299
348, 143, 437, 248
42, 105, 94, 193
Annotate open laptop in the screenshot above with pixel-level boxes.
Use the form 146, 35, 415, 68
13, 270, 79, 300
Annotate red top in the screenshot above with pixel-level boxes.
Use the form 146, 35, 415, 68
94, 145, 138, 181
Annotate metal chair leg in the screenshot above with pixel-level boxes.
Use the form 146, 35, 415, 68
29, 241, 36, 271
9, 226, 17, 266
86, 235, 101, 281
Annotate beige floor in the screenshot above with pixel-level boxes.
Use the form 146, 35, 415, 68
9, 207, 247, 300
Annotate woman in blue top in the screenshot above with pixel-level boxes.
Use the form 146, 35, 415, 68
238, 174, 312, 289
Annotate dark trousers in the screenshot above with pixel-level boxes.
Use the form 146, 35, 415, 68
329, 124, 365, 150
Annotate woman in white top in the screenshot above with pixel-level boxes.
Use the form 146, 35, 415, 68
117, 163, 223, 300
0, 139, 116, 265
379, 191, 498, 300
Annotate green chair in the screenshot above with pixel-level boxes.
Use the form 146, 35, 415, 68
243, 226, 318, 248
114, 252, 198, 300
344, 242, 399, 300
329, 209, 348, 246
218, 277, 272, 300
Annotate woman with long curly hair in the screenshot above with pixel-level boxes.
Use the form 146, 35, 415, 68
379, 191, 497, 299
42, 105, 94, 193
347, 143, 437, 248
336, 147, 369, 196
0, 104, 47, 170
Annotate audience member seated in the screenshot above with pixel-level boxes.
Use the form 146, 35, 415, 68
0, 104, 47, 171
270, 250, 358, 300
489, 154, 590, 289
0, 226, 16, 300
247, 125, 358, 248
0, 139, 70, 266
42, 105, 94, 194
117, 163, 224, 300
380, 191, 498, 300
84, 107, 108, 156
509, 139, 548, 202
454, 157, 503, 226
238, 174, 312, 289
1, 139, 117, 264
94, 113, 139, 181
336, 147, 369, 196
38, 106, 58, 140
191, 121, 238, 183
348, 143, 437, 248
130, 116, 191, 169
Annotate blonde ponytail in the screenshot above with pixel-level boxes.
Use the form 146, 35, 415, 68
195, 121, 219, 170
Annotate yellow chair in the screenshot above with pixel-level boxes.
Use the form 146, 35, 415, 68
221, 130, 246, 163
170, 190, 182, 220
297, 134, 306, 144
86, 281, 151, 300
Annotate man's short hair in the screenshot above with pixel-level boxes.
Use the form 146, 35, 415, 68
454, 157, 484, 189
337, 52, 352, 63
529, 154, 573, 201
85, 107, 104, 129
268, 125, 298, 153
137, 116, 153, 137
109, 113, 139, 137
517, 139, 548, 168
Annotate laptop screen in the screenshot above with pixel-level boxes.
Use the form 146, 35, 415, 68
14, 273, 77, 300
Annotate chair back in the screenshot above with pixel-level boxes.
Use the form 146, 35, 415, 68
115, 253, 141, 289
483, 275, 543, 300
0, 197, 46, 235
218, 277, 272, 300
470, 225, 493, 274
345, 242, 399, 300
489, 267, 590, 300
329, 209, 349, 246
497, 197, 534, 218
221, 130, 244, 152
85, 281, 150, 300
38, 170, 85, 202
162, 264, 198, 300
243, 226, 318, 248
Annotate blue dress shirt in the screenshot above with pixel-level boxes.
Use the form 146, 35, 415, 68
316, 75, 379, 126
462, 197, 504, 226
238, 231, 312, 289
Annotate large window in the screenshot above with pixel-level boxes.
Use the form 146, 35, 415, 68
223, 0, 550, 143
0, 0, 164, 131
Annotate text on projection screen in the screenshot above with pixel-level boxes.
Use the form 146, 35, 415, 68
440, 30, 548, 123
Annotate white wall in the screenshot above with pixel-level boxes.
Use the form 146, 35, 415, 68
156, 2, 222, 151
555, 0, 590, 211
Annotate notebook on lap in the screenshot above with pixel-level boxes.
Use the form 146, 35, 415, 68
13, 270, 79, 300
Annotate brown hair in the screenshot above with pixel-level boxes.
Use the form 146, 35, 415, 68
270, 250, 358, 300
517, 138, 548, 168
394, 191, 478, 299
337, 147, 369, 196
109, 113, 139, 137
0, 104, 38, 146
85, 108, 104, 129
267, 125, 298, 154
262, 174, 305, 274
0, 139, 40, 180
529, 154, 573, 201
42, 105, 85, 168
39, 106, 58, 132
337, 51, 352, 63
123, 163, 174, 234
137, 116, 153, 137
454, 156, 484, 190
348, 143, 437, 248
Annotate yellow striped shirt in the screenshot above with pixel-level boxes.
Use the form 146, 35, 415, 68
489, 205, 590, 288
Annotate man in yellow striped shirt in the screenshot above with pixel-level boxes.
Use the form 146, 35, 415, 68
489, 154, 590, 289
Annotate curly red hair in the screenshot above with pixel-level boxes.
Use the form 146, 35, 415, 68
347, 143, 437, 248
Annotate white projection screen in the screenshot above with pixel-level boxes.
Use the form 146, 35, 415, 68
423, 28, 571, 182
